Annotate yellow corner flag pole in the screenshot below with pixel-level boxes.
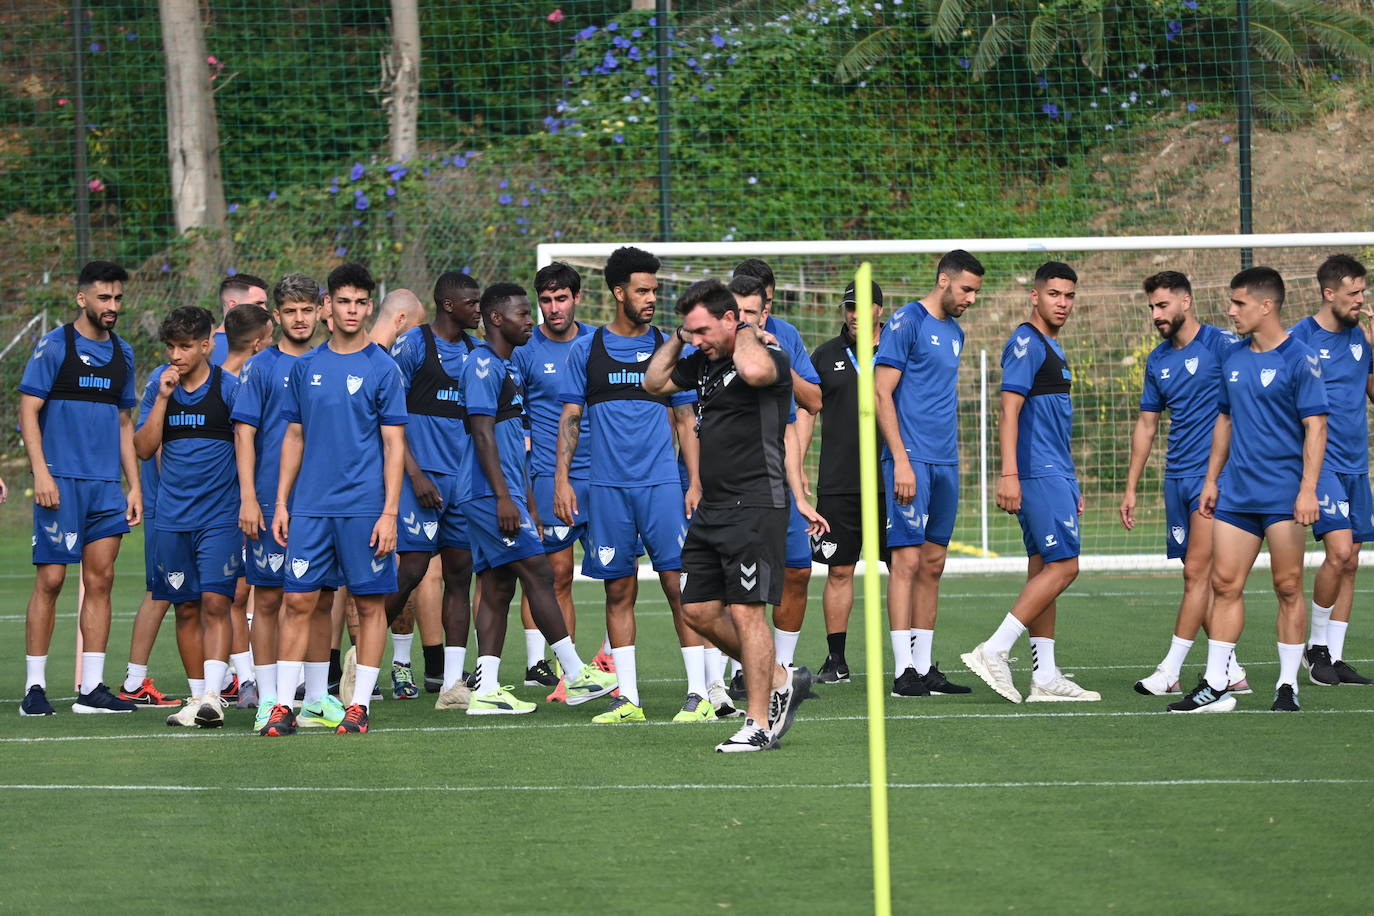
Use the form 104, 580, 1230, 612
854, 263, 892, 916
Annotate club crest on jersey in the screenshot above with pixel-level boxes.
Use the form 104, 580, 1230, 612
820, 540, 838, 559
544, 524, 570, 541
952, 340, 961, 357
64, 531, 77, 551
1171, 525, 1185, 545
1013, 335, 1030, 359
423, 521, 439, 540
268, 553, 284, 572
721, 369, 738, 387
346, 374, 364, 395
167, 571, 185, 591
597, 545, 616, 566
1339, 500, 1350, 518
1184, 357, 1198, 375
635, 351, 651, 362
1353, 343, 1365, 362
1260, 368, 1277, 387
291, 558, 309, 578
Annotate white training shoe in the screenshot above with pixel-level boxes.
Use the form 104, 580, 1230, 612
960, 642, 1022, 703
434, 682, 471, 710
1027, 673, 1101, 702
338, 647, 357, 707
707, 680, 740, 718
1133, 665, 1181, 696
194, 695, 226, 727
166, 697, 203, 727
1227, 663, 1253, 695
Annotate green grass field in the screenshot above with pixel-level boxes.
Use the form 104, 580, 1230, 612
1, 509, 1371, 914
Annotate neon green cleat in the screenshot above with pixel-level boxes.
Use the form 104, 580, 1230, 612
298, 694, 346, 728
563, 663, 618, 707
253, 699, 277, 732
592, 695, 646, 723
672, 692, 715, 722
466, 686, 537, 716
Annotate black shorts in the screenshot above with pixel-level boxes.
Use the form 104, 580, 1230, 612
681, 505, 787, 606
813, 491, 889, 566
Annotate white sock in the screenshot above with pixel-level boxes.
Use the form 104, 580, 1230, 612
612, 646, 639, 706
303, 661, 329, 706
704, 647, 725, 685
985, 613, 1027, 655
681, 645, 707, 697
729, 656, 742, 678
549, 636, 584, 680
220, 665, 235, 691
1277, 641, 1303, 688
79, 652, 106, 695
1309, 600, 1333, 647
774, 629, 800, 668
188, 677, 206, 698
474, 655, 501, 695
1029, 637, 1057, 686
391, 633, 413, 665
1161, 635, 1193, 678
910, 629, 934, 676
25, 655, 46, 691
1327, 620, 1349, 662
204, 659, 228, 698
123, 663, 148, 693
1203, 640, 1235, 692
230, 651, 253, 684
255, 663, 278, 704
352, 664, 380, 709
443, 646, 467, 691
1225, 650, 1245, 682
277, 661, 304, 706
890, 629, 913, 672
601, 635, 612, 656
524, 629, 545, 668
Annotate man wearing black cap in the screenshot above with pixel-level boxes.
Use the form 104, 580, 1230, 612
793, 279, 888, 682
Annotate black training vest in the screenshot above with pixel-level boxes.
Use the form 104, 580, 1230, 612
162, 365, 234, 443
45, 323, 127, 406
406, 325, 474, 419
1020, 323, 1071, 397
461, 347, 529, 432
583, 326, 669, 406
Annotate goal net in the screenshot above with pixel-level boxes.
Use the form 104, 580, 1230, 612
538, 233, 1374, 573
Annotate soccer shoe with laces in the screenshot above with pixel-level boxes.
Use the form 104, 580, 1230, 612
673, 692, 715, 722
119, 677, 180, 706
391, 662, 419, 700
336, 704, 369, 733
166, 697, 203, 727
424, 674, 443, 694
768, 666, 813, 740
715, 718, 776, 753
338, 647, 357, 706
961, 642, 1022, 703
219, 675, 239, 704
467, 686, 537, 716
726, 670, 747, 702
19, 685, 56, 716
1167, 679, 1236, 713
591, 695, 646, 723
72, 684, 137, 714
546, 678, 568, 703
1271, 683, 1301, 711
1334, 660, 1373, 685
524, 659, 560, 687
435, 682, 472, 710
708, 680, 739, 718
299, 695, 346, 728
920, 663, 973, 695
593, 648, 616, 674
816, 655, 850, 684
1133, 666, 1182, 696
253, 699, 275, 732
259, 704, 297, 737
563, 664, 618, 706
235, 679, 259, 709
1304, 645, 1340, 686
1026, 674, 1101, 702
194, 696, 225, 727
891, 667, 930, 697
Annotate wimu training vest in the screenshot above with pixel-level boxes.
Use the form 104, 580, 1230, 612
162, 365, 234, 443
406, 324, 474, 419
583, 326, 669, 406
46, 323, 127, 406
1020, 323, 1071, 397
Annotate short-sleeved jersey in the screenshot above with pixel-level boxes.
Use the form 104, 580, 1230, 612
874, 301, 965, 465
1217, 336, 1329, 512
1001, 322, 1075, 480
1139, 323, 1237, 479
511, 322, 593, 479
1289, 316, 1372, 474
139, 365, 240, 531
390, 325, 477, 475
283, 343, 407, 517
18, 325, 136, 481
460, 343, 529, 502
137, 374, 161, 518
231, 346, 299, 505
764, 315, 821, 419
560, 326, 695, 487
671, 344, 792, 509
210, 331, 229, 367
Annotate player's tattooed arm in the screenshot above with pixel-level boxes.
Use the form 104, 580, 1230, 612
553, 403, 583, 525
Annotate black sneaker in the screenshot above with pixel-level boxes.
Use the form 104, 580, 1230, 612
71, 683, 137, 714
524, 659, 560, 687
19, 685, 56, 716
920, 662, 973, 695
767, 666, 813, 740
1271, 683, 1301, 711
1305, 645, 1339, 686
816, 655, 850, 684
424, 674, 443, 694
890, 667, 930, 698
1167, 678, 1237, 713
1333, 660, 1373, 685
726, 669, 746, 702
715, 717, 776, 753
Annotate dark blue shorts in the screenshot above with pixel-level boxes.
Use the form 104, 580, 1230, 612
285, 515, 397, 595
531, 474, 590, 554
150, 524, 243, 603
461, 495, 545, 575
1163, 476, 1205, 560
584, 482, 686, 578
882, 459, 959, 549
1017, 476, 1081, 562
32, 477, 129, 565
1313, 469, 1372, 542
1212, 508, 1293, 538
397, 471, 471, 553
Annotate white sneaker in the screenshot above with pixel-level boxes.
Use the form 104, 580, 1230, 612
166, 697, 203, 727
1133, 665, 1181, 696
960, 642, 1022, 703
1027, 673, 1101, 702
434, 682, 471, 710
195, 695, 226, 727
1227, 663, 1253, 695
707, 680, 740, 718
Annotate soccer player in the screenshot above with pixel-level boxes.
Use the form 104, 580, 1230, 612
1171, 267, 1329, 713
643, 278, 821, 751
876, 251, 982, 698
1121, 271, 1251, 696
460, 283, 617, 715
212, 274, 270, 365
134, 306, 242, 728
1289, 254, 1374, 686
19, 260, 140, 716
962, 262, 1100, 704
265, 263, 407, 735
556, 246, 709, 723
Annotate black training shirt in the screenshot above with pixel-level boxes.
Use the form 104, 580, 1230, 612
811, 325, 884, 496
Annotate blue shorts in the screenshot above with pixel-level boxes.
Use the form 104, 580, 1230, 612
1313, 468, 1364, 541
882, 459, 959, 549
150, 525, 243, 603
244, 503, 290, 588
786, 499, 812, 569
285, 515, 397, 595
584, 482, 687, 578
1212, 508, 1293, 538
1163, 476, 1205, 560
461, 495, 545, 575
32, 477, 129, 565
143, 512, 158, 591
1337, 472, 1374, 543
1017, 476, 1081, 562
532, 474, 590, 554
397, 472, 470, 553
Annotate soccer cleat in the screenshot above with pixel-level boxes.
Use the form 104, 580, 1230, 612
672, 692, 715, 722
467, 686, 537, 716
299, 695, 346, 728
259, 704, 297, 737
119, 677, 180, 706
726, 669, 746, 702
219, 675, 239, 703
707, 680, 739, 718
434, 682, 472, 710
1334, 660, 1373, 685
545, 678, 568, 703
1167, 679, 1237, 713
921, 662, 973, 695
391, 662, 419, 700
816, 655, 850, 684
72, 684, 137, 714
1026, 674, 1101, 702
253, 699, 275, 732
960, 642, 1022, 703
591, 695, 646, 723
166, 697, 203, 727
235, 679, 259, 709
768, 666, 813, 740
336, 704, 369, 733
424, 674, 443, 694
1271, 683, 1301, 712
338, 647, 357, 706
19, 685, 56, 717
524, 659, 560, 687
715, 717, 776, 753
194, 696, 224, 728
891, 667, 930, 697
593, 648, 616, 674
1134, 666, 1182, 696
563, 664, 618, 707
1305, 645, 1340, 686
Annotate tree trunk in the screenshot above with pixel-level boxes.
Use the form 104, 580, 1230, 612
387, 0, 425, 287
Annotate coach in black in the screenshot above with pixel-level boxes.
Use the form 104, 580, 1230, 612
644, 278, 824, 753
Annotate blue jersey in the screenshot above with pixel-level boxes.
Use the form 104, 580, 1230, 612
137, 374, 161, 519
460, 343, 529, 502
390, 325, 477, 476
210, 331, 228, 367
1140, 323, 1236, 479
1001, 323, 1075, 480
560, 327, 695, 488
283, 343, 408, 517
1217, 337, 1329, 513
1289, 316, 1372, 474
874, 301, 964, 465
140, 365, 240, 532
18, 325, 136, 482
231, 346, 299, 505
764, 315, 821, 421
511, 323, 594, 479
